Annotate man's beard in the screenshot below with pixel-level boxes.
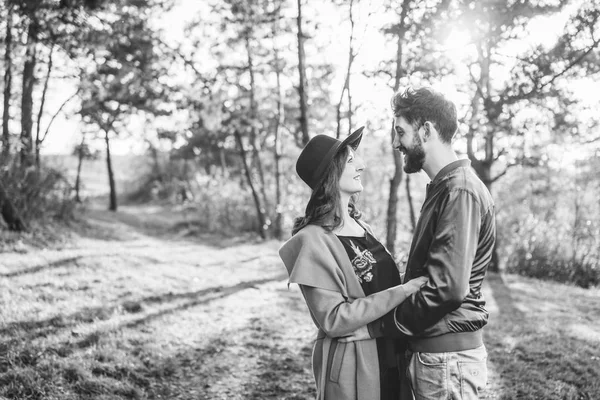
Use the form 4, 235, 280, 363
403, 134, 425, 173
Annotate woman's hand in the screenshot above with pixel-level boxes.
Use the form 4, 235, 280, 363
338, 325, 371, 343
402, 275, 428, 295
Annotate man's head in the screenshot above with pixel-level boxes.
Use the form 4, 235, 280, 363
391, 87, 458, 173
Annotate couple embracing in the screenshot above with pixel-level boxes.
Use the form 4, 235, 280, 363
279, 87, 495, 400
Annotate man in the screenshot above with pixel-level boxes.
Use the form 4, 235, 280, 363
381, 87, 496, 399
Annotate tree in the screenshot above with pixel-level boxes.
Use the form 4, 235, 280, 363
379, 0, 452, 254
2, 3, 14, 158
335, 0, 357, 139
34, 44, 54, 168
0, 181, 27, 231
296, 0, 310, 146
458, 0, 600, 270
78, 2, 170, 211
72, 131, 98, 203
20, 15, 38, 167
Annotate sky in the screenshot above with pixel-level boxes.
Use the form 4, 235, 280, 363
39, 0, 599, 158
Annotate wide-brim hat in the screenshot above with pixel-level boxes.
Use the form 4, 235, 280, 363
296, 126, 365, 190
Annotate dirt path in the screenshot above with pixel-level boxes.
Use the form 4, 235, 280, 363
0, 204, 318, 399
1, 204, 598, 399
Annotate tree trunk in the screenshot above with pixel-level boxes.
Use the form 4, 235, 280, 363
234, 130, 267, 239
0, 181, 27, 231
470, 158, 499, 272
244, 34, 270, 226
20, 21, 38, 167
385, 0, 411, 254
2, 4, 13, 158
336, 0, 356, 139
405, 174, 416, 231
467, 40, 500, 273
74, 134, 86, 203
35, 45, 54, 169
296, 0, 309, 146
147, 141, 163, 182
386, 128, 404, 253
104, 129, 117, 211
272, 30, 284, 239
346, 0, 354, 136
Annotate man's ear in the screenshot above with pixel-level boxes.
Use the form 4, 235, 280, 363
423, 121, 431, 141
423, 121, 437, 142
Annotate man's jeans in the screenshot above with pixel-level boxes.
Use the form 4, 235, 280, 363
407, 345, 488, 399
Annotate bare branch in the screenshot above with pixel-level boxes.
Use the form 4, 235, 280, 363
40, 89, 80, 144
491, 163, 519, 183
493, 148, 507, 162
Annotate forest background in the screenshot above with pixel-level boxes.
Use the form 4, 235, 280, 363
0, 0, 599, 399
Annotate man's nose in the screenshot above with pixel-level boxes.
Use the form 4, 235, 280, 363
392, 133, 400, 149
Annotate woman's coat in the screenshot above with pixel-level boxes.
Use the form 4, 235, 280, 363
279, 224, 411, 400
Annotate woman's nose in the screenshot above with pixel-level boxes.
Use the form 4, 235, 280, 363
356, 157, 366, 171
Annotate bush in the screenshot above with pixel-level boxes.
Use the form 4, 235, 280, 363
496, 162, 600, 289
125, 157, 278, 235
504, 216, 600, 288
0, 162, 77, 225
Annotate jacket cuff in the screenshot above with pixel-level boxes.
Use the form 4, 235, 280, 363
367, 319, 384, 338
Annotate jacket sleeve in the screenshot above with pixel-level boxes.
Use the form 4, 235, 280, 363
388, 188, 482, 336
300, 284, 410, 337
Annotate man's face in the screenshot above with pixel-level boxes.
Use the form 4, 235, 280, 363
393, 116, 426, 173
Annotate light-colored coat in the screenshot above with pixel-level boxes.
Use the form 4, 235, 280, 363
279, 224, 411, 400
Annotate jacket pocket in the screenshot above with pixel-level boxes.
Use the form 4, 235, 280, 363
328, 341, 347, 383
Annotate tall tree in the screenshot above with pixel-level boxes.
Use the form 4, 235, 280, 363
335, 0, 357, 139
78, 2, 170, 211
458, 0, 600, 270
271, 16, 285, 239
34, 44, 54, 168
2, 3, 13, 158
20, 18, 38, 167
380, 0, 452, 254
296, 0, 310, 145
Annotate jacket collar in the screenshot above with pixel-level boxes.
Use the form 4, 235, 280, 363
431, 159, 471, 185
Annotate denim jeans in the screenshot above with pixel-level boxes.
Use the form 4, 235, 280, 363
407, 345, 488, 400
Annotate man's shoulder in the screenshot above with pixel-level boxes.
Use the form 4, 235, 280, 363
446, 167, 494, 207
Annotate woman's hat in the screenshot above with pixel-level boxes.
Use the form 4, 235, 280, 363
296, 126, 365, 190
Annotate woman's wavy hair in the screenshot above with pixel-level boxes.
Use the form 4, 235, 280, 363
292, 146, 362, 236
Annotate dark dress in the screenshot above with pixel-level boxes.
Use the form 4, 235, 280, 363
336, 229, 405, 400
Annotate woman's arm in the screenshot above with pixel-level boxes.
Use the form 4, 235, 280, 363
301, 276, 427, 338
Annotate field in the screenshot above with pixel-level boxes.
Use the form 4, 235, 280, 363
1, 203, 599, 399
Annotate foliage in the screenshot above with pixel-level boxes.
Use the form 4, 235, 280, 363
496, 156, 600, 288
0, 161, 76, 225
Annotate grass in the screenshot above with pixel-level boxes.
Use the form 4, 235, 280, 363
0, 203, 599, 399
482, 274, 600, 399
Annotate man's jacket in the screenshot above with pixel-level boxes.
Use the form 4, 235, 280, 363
383, 159, 496, 351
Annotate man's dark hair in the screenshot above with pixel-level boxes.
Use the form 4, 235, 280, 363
391, 87, 458, 143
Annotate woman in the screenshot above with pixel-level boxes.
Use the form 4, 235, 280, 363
279, 127, 427, 400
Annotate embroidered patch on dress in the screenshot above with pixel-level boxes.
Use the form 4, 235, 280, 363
348, 240, 376, 283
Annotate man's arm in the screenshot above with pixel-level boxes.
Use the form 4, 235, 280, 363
383, 188, 482, 337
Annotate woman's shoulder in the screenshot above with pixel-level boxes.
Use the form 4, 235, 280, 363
280, 224, 332, 256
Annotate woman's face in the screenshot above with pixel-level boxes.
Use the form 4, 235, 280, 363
339, 147, 366, 196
